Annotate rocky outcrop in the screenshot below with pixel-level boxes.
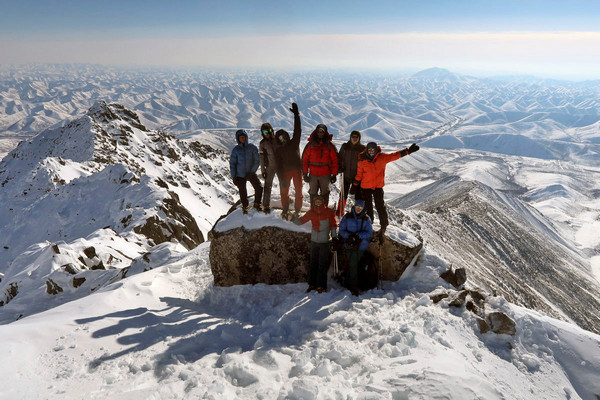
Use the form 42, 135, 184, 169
134, 191, 204, 250
210, 225, 311, 286
209, 209, 423, 287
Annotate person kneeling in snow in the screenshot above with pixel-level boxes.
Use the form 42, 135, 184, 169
297, 194, 338, 293
339, 199, 373, 295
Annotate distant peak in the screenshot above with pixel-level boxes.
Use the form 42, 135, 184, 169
86, 101, 146, 131
411, 67, 465, 82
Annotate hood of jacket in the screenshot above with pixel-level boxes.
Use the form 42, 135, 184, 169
235, 129, 248, 145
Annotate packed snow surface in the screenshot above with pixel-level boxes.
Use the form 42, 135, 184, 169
1, 244, 599, 400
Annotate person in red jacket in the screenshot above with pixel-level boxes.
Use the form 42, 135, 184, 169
302, 124, 339, 207
354, 141, 419, 239
298, 195, 338, 293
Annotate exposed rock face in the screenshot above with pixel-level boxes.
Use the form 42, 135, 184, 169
367, 236, 423, 282
210, 225, 311, 286
134, 191, 205, 249
209, 210, 423, 287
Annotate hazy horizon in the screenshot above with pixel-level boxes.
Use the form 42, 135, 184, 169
2, 1, 600, 81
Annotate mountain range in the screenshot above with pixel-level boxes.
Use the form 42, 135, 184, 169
1, 65, 600, 399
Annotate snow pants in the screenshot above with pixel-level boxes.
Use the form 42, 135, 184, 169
345, 249, 365, 288
280, 169, 303, 212
234, 173, 263, 208
262, 167, 278, 208
308, 242, 330, 289
360, 188, 388, 228
308, 175, 331, 206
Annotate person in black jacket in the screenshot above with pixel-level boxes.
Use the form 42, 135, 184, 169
275, 102, 303, 220
336, 130, 365, 217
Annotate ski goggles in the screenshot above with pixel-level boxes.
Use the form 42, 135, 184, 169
262, 129, 272, 135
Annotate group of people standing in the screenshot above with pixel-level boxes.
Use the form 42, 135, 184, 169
230, 102, 420, 295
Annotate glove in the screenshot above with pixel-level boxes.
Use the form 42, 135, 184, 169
262, 171, 267, 179
303, 173, 310, 182
330, 175, 336, 184
347, 234, 361, 250
349, 184, 356, 195
408, 143, 420, 154
289, 102, 299, 115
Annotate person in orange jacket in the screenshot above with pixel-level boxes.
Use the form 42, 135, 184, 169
353, 141, 419, 239
297, 194, 338, 293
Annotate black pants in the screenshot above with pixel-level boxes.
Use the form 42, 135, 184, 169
360, 188, 388, 228
234, 174, 263, 208
308, 242, 330, 289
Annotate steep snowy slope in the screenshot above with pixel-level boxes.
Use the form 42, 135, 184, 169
390, 176, 600, 334
0, 101, 235, 320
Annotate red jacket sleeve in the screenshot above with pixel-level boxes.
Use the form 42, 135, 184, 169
379, 150, 404, 165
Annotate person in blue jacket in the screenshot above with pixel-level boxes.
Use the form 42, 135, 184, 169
339, 199, 373, 295
230, 129, 263, 214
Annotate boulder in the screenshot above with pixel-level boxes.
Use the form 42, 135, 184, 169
487, 311, 517, 335
210, 225, 311, 286
209, 208, 423, 287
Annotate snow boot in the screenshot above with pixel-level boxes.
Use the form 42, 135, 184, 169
242, 205, 251, 215
253, 202, 262, 212
264, 206, 271, 214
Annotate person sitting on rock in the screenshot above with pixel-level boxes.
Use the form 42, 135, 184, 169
297, 194, 338, 293
339, 199, 373, 295
230, 129, 263, 214
275, 102, 303, 221
354, 141, 419, 240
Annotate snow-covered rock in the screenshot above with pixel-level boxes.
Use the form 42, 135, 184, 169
209, 206, 422, 287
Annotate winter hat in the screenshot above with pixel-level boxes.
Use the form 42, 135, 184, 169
354, 199, 365, 208
366, 142, 378, 158
315, 124, 328, 134
350, 130, 361, 140
261, 123, 274, 136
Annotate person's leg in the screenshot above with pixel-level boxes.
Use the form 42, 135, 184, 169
374, 188, 388, 229
317, 242, 330, 289
248, 173, 263, 208
346, 249, 359, 288
291, 170, 303, 213
235, 177, 249, 208
280, 174, 290, 213
362, 188, 374, 222
262, 168, 276, 209
308, 243, 320, 288
316, 175, 331, 207
308, 175, 319, 206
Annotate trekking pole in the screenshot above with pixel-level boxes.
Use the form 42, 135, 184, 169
378, 241, 383, 290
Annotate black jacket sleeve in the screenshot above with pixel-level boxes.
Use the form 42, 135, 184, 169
291, 112, 301, 146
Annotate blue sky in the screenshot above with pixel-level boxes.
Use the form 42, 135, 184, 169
2, 0, 600, 79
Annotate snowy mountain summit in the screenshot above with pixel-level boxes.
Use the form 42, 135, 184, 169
1, 101, 600, 399
0, 101, 234, 320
